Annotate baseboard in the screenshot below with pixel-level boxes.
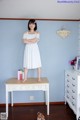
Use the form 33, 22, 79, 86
50, 101, 64, 105
0, 101, 65, 107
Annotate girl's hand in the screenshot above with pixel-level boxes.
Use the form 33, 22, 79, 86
32, 38, 38, 43
23, 37, 39, 44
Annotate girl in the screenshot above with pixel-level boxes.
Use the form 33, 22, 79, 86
23, 19, 41, 81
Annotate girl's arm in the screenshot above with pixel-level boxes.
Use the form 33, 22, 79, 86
32, 32, 40, 43
22, 33, 33, 44
31, 38, 39, 43
23, 38, 38, 44
23, 32, 40, 44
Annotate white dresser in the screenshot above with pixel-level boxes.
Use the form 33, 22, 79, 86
65, 70, 80, 120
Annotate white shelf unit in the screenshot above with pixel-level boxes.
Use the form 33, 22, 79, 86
65, 70, 80, 120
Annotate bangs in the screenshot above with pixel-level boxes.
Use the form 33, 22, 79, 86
29, 19, 35, 24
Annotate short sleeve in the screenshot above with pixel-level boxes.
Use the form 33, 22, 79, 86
23, 33, 28, 39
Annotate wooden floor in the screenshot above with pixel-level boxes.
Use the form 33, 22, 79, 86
0, 104, 76, 120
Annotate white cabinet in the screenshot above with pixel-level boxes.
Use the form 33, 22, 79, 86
65, 70, 80, 120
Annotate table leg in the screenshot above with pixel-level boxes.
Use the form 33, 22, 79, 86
6, 86, 8, 118
45, 91, 47, 105
11, 91, 13, 107
46, 86, 49, 115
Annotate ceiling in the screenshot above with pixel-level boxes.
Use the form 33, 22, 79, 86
0, 0, 80, 19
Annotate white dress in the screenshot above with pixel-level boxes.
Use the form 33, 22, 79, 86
23, 32, 41, 69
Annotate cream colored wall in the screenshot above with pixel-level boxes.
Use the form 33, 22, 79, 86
0, 0, 80, 19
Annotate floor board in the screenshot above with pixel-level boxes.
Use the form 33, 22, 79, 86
0, 104, 76, 120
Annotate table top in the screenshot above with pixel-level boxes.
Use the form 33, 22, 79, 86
6, 78, 49, 85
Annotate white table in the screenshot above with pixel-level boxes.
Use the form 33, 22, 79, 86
5, 78, 49, 118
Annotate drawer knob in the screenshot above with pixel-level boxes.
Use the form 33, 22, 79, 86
67, 74, 69, 77
67, 90, 69, 93
72, 90, 75, 93
72, 96, 75, 99
72, 102, 74, 106
72, 77, 75, 80
67, 79, 69, 82
67, 95, 69, 99
67, 85, 69, 88
72, 84, 75, 87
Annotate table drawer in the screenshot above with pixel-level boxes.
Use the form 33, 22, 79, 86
7, 84, 49, 91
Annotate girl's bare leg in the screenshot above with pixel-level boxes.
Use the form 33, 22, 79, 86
37, 67, 41, 82
23, 68, 28, 81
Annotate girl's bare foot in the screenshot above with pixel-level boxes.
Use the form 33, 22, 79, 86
23, 79, 27, 82
24, 68, 28, 82
37, 68, 41, 82
38, 78, 41, 82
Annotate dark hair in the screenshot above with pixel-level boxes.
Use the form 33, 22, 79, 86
28, 19, 37, 31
